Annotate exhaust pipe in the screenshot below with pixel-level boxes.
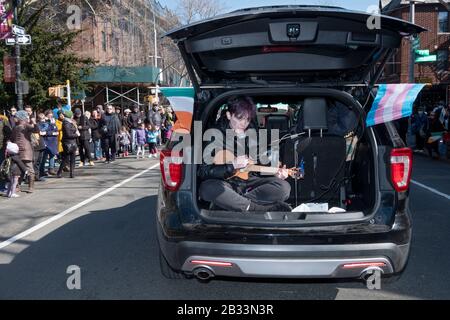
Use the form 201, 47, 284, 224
193, 267, 215, 281
360, 267, 384, 281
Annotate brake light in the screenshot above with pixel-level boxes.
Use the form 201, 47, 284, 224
343, 262, 386, 269
390, 148, 413, 192
160, 149, 183, 191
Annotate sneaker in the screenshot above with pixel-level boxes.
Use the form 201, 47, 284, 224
89, 161, 95, 166
78, 163, 84, 167
104, 160, 110, 164
8, 194, 20, 198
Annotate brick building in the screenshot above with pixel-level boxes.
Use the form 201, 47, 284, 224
43, 0, 187, 109
381, 0, 450, 109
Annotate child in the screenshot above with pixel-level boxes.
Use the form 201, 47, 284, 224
118, 126, 131, 157
146, 124, 160, 158
135, 123, 146, 159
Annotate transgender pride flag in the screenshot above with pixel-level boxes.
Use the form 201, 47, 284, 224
366, 84, 425, 127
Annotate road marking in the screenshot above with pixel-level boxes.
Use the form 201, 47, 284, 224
0, 163, 160, 250
411, 179, 450, 201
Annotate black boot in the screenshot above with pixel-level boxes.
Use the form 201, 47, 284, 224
248, 201, 292, 212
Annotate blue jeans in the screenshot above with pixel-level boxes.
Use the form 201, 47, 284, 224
40, 148, 56, 175
93, 139, 102, 159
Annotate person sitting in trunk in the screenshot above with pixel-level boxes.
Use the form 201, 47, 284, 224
198, 96, 292, 213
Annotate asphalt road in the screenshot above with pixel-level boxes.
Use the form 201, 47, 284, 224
0, 153, 449, 300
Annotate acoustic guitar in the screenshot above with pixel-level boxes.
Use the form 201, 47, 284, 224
213, 149, 300, 181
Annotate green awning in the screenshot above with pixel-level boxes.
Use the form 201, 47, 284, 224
84, 66, 160, 84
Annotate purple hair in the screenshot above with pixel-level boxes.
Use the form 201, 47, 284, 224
227, 96, 256, 121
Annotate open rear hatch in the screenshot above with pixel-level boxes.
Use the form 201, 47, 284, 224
164, 5, 425, 87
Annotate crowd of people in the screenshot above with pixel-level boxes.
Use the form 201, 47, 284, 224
409, 102, 450, 159
0, 101, 176, 198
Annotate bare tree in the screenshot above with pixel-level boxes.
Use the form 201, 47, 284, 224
176, 0, 226, 25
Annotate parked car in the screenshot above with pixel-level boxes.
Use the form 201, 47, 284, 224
156, 5, 425, 282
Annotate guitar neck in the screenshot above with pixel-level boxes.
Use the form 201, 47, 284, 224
245, 165, 279, 175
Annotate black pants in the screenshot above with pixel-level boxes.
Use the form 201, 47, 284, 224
102, 136, 117, 161
426, 140, 440, 158
415, 133, 425, 150
78, 139, 92, 163
58, 151, 76, 177
199, 176, 291, 212
33, 150, 45, 179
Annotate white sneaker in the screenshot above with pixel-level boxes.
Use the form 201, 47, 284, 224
78, 163, 84, 167
8, 193, 20, 198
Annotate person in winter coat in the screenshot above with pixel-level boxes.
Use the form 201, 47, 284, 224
38, 109, 59, 176
0, 114, 12, 193
135, 123, 147, 159
57, 111, 80, 178
10, 110, 39, 193
127, 104, 144, 154
33, 113, 49, 181
99, 105, 121, 163
90, 110, 102, 160
73, 108, 94, 167
425, 110, 445, 159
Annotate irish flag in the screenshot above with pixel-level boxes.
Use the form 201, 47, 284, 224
159, 87, 194, 133
366, 84, 425, 127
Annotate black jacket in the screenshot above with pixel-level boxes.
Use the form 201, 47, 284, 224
100, 113, 121, 137
75, 115, 91, 141
62, 119, 79, 143
127, 112, 143, 129
197, 116, 259, 182
89, 118, 101, 140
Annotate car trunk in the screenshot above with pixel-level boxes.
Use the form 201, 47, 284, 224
192, 87, 379, 227
163, 6, 424, 227
164, 5, 425, 87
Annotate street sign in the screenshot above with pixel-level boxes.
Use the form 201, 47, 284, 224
15, 80, 29, 95
16, 34, 31, 44
415, 48, 436, 63
415, 49, 429, 56
6, 34, 31, 45
12, 24, 25, 35
5, 37, 14, 45
415, 55, 437, 63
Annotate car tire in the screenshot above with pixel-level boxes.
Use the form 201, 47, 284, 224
159, 249, 185, 280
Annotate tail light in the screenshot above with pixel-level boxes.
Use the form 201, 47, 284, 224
390, 148, 413, 192
160, 149, 183, 191
191, 260, 233, 267
342, 262, 386, 269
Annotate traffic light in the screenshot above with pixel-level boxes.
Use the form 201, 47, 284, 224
48, 85, 66, 98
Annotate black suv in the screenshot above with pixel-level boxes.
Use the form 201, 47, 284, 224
156, 6, 425, 281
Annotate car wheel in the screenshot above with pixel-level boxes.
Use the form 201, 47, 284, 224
159, 249, 185, 280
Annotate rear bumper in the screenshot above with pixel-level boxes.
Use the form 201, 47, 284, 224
157, 224, 410, 279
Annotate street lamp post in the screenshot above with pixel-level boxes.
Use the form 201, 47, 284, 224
409, 1, 416, 83
14, 0, 23, 110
